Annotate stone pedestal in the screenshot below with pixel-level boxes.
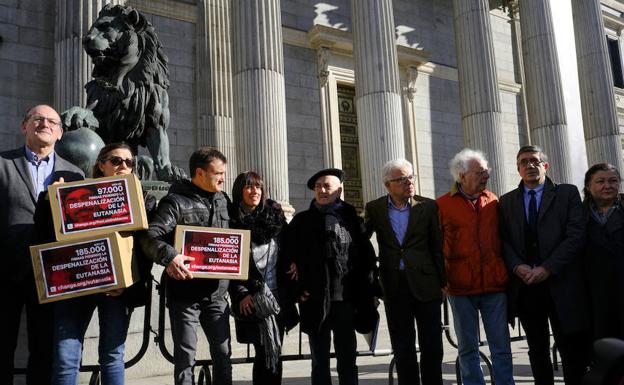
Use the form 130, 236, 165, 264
231, 0, 292, 213
197, 0, 237, 190
572, 0, 624, 171
54, 0, 124, 111
351, 0, 405, 203
519, 0, 573, 182
452, 0, 507, 194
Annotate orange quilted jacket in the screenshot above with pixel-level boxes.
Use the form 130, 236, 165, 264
436, 185, 509, 296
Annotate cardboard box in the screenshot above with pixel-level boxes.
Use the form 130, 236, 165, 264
174, 225, 250, 280
48, 174, 148, 241
30, 232, 136, 304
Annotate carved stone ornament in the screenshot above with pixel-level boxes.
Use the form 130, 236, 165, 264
59, 4, 186, 182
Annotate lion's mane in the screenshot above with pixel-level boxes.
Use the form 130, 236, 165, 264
85, 5, 170, 149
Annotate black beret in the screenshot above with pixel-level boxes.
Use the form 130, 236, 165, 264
306, 168, 345, 190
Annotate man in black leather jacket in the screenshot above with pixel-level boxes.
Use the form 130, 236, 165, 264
140, 147, 232, 385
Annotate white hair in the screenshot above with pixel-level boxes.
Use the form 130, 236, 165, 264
382, 159, 413, 183
449, 148, 488, 182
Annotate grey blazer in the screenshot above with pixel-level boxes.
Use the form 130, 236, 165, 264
498, 176, 588, 333
0, 147, 84, 283
365, 194, 446, 302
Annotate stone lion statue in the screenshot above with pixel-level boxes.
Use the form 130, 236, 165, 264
62, 4, 184, 181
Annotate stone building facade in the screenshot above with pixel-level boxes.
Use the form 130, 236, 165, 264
2, 0, 624, 380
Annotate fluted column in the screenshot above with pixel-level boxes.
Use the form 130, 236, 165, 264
54, 0, 124, 111
351, 0, 405, 203
197, 0, 236, 190
231, 0, 291, 211
519, 0, 573, 183
452, 0, 507, 195
572, 0, 624, 171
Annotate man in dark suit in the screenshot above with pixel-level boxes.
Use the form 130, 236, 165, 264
0, 105, 84, 385
499, 145, 590, 385
365, 159, 446, 385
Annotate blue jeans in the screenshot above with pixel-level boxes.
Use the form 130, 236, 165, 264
449, 293, 515, 385
52, 294, 132, 385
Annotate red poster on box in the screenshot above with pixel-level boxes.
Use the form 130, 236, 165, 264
184, 231, 244, 274
174, 226, 250, 280
56, 179, 134, 234
37, 238, 117, 298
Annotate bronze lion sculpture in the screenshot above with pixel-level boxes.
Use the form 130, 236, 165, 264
62, 4, 184, 181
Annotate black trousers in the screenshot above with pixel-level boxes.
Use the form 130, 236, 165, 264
307, 301, 358, 385
1, 277, 53, 385
251, 317, 285, 385
517, 282, 590, 385
384, 274, 443, 385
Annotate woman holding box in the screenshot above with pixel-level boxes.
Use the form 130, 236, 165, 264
228, 171, 299, 385
51, 143, 156, 385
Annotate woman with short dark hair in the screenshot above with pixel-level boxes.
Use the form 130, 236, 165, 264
582, 163, 624, 341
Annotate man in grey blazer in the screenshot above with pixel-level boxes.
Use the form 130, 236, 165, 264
0, 105, 84, 385
365, 159, 446, 385
499, 145, 590, 385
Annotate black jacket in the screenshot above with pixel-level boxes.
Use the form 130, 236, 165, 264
140, 179, 230, 302
583, 194, 624, 340
284, 199, 379, 334
228, 199, 299, 343
499, 177, 588, 332
122, 192, 157, 307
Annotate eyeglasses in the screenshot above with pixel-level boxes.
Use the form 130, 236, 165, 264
105, 156, 135, 168
518, 158, 544, 168
30, 115, 60, 127
473, 168, 491, 177
388, 174, 415, 184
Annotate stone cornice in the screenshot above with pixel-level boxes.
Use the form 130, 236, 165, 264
127, 0, 197, 23
306, 24, 431, 68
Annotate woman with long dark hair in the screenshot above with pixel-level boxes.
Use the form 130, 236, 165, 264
51, 143, 156, 385
228, 171, 298, 385
582, 163, 624, 341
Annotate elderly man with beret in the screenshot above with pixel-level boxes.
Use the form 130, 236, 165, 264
284, 168, 378, 385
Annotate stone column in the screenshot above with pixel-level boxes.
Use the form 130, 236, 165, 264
519, 0, 573, 183
231, 0, 292, 212
54, 0, 124, 111
572, 0, 624, 171
351, 0, 405, 203
197, 0, 237, 190
452, 0, 507, 195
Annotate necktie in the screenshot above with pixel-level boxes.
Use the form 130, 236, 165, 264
528, 190, 538, 230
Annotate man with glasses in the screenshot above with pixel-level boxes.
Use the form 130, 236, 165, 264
499, 145, 590, 385
365, 159, 446, 385
437, 149, 514, 385
0, 105, 83, 384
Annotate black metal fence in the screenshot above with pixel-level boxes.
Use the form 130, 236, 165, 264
14, 272, 542, 385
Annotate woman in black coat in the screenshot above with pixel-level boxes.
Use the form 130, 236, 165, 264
228, 171, 298, 385
582, 163, 624, 341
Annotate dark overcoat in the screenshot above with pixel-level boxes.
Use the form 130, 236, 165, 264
583, 194, 624, 339
498, 177, 588, 333
284, 200, 378, 335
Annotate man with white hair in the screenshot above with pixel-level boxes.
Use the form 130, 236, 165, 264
436, 148, 514, 385
365, 159, 446, 385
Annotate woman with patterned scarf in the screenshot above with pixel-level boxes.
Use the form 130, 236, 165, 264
228, 171, 299, 385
